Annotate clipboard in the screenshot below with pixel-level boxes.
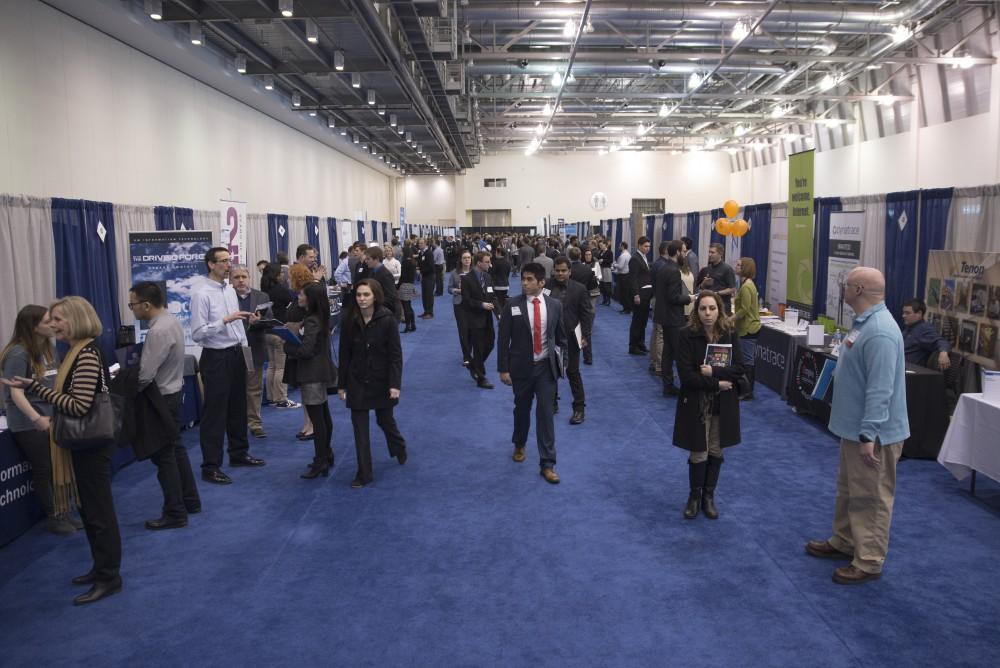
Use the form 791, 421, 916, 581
270, 326, 302, 345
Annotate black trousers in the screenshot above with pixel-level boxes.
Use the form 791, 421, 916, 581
11, 429, 54, 517
494, 289, 509, 310
421, 273, 435, 314
71, 444, 121, 582
565, 337, 585, 411
198, 346, 249, 471
305, 402, 334, 464
435, 265, 445, 295
629, 292, 652, 348
468, 321, 495, 381
616, 277, 633, 313
351, 407, 406, 484
150, 392, 201, 518
659, 324, 682, 387
512, 362, 557, 469
453, 304, 471, 363
401, 300, 415, 328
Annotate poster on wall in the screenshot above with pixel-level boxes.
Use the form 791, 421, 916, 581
925, 250, 1000, 369
130, 231, 214, 346
787, 150, 815, 312
219, 199, 246, 266
826, 211, 864, 328
768, 214, 788, 308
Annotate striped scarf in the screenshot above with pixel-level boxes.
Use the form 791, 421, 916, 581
48, 338, 91, 515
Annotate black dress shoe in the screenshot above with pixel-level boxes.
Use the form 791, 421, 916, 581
230, 455, 266, 467
145, 516, 188, 531
477, 379, 494, 389
72, 571, 96, 586
395, 449, 408, 465
569, 410, 585, 425
185, 505, 202, 515
628, 347, 644, 355
583, 358, 593, 365
202, 470, 232, 485
296, 432, 314, 441
73, 576, 123, 606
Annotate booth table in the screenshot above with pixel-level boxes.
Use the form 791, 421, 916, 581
754, 322, 807, 399
787, 345, 948, 459
938, 393, 1000, 494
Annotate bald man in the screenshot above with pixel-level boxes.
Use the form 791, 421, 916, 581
806, 267, 910, 585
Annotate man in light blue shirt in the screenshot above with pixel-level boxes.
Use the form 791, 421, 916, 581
191, 247, 267, 484
806, 267, 909, 585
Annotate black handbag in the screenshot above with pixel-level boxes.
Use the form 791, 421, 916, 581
53, 364, 124, 451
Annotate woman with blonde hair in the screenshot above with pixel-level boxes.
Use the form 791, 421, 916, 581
733, 257, 761, 400
2, 296, 123, 605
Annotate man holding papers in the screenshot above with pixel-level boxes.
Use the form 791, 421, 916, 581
548, 256, 593, 425
230, 265, 274, 439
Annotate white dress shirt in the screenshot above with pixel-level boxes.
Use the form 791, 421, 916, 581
190, 277, 249, 349
525, 294, 548, 362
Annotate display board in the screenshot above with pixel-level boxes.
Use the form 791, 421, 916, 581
129, 230, 214, 346
787, 150, 815, 311
826, 211, 864, 328
767, 213, 788, 308
925, 250, 1000, 369
219, 199, 246, 266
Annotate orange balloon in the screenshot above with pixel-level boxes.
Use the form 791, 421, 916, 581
723, 199, 740, 219
715, 217, 731, 236
731, 218, 749, 237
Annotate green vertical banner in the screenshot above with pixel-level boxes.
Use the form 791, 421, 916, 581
787, 150, 815, 310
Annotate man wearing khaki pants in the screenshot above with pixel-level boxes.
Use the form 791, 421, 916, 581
805, 267, 910, 585
230, 265, 273, 439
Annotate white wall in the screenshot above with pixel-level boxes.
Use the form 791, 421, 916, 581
451, 150, 731, 226
403, 176, 458, 228
0, 0, 394, 219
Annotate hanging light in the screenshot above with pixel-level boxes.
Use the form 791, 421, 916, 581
145, 0, 163, 20
535, 123, 545, 136
819, 73, 838, 91
263, 75, 274, 90
734, 124, 748, 137
636, 123, 647, 136
770, 104, 787, 118
351, 73, 361, 88
583, 18, 595, 34
308, 109, 317, 117
397, 125, 405, 136
327, 116, 336, 128
954, 52, 974, 69
279, 0, 294, 18
688, 71, 703, 89
551, 70, 563, 87
731, 18, 751, 41
658, 103, 671, 117
306, 19, 319, 44
389, 113, 398, 127
189, 22, 203, 45
353, 133, 359, 144
292, 91, 301, 107
235, 53, 247, 74
334, 50, 345, 71
542, 101, 552, 116
563, 19, 576, 38
567, 71, 576, 84
367, 89, 376, 105
378, 106, 386, 116
891, 24, 912, 44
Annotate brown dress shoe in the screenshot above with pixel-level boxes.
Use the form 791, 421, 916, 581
540, 468, 560, 484
512, 446, 526, 462
832, 564, 881, 585
805, 540, 853, 560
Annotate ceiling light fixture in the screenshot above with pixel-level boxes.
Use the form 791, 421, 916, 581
563, 19, 577, 38
292, 91, 301, 107
734, 124, 748, 137
397, 125, 405, 136
367, 89, 376, 105
334, 50, 345, 71
279, 0, 294, 18
542, 102, 553, 116
352, 73, 361, 88
263, 75, 274, 90
551, 71, 562, 87
145, 0, 163, 20
353, 133, 359, 144
819, 73, 837, 91
731, 18, 751, 41
770, 104, 787, 118
583, 18, 594, 34
389, 113, 397, 127
189, 22, 203, 45
688, 71, 703, 89
306, 19, 318, 44
308, 109, 317, 117
535, 123, 545, 136
378, 106, 385, 116
954, 52, 974, 69
891, 24, 912, 44
567, 72, 576, 84
235, 53, 247, 74
328, 116, 336, 128
658, 103, 671, 117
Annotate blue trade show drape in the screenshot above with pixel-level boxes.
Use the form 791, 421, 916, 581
885, 190, 920, 319
369, 221, 378, 243
686, 212, 699, 251
174, 208, 193, 231
267, 213, 289, 261
661, 214, 673, 242
51, 198, 122, 356
614, 219, 624, 251
154, 206, 174, 231
741, 203, 772, 303
382, 222, 389, 242
917, 188, 953, 300
357, 220, 366, 243
326, 217, 339, 263
709, 208, 725, 248
812, 197, 842, 319
306, 216, 320, 265
644, 215, 656, 260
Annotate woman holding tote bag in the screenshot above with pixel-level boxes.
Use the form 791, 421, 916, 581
2, 296, 123, 606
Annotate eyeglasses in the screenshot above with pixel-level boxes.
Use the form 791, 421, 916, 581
126, 301, 146, 310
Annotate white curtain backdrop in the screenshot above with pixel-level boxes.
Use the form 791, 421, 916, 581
244, 213, 270, 289
841, 194, 886, 273
699, 211, 713, 265
112, 204, 156, 326
193, 209, 221, 247
287, 216, 308, 260
947, 185, 1000, 253
0, 194, 57, 341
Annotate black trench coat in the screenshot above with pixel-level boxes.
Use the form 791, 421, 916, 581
337, 307, 402, 410
672, 327, 744, 453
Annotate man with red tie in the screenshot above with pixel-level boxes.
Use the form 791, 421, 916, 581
498, 262, 567, 484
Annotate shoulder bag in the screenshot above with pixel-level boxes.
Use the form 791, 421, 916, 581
54, 352, 124, 451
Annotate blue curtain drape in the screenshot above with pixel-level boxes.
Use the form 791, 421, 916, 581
153, 206, 174, 231
885, 190, 920, 319
305, 216, 321, 265
174, 208, 193, 231
357, 220, 366, 243
267, 213, 289, 261
741, 203, 772, 304
382, 222, 389, 242
686, 212, 699, 252
811, 197, 843, 319
917, 188, 953, 300
614, 218, 624, 250
326, 217, 339, 263
709, 207, 725, 248
51, 198, 122, 356
644, 215, 656, 260
662, 214, 673, 242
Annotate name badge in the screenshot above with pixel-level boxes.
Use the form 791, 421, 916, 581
511, 306, 522, 316
486, 286, 494, 293
845, 329, 860, 348
44, 369, 58, 378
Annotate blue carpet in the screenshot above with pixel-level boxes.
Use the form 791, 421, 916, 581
2, 285, 999, 667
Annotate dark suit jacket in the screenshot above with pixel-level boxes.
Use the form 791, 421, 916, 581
239, 288, 274, 368
547, 279, 593, 345
653, 258, 692, 328
497, 293, 566, 381
460, 269, 498, 329
629, 253, 653, 298
570, 261, 598, 292
283, 314, 336, 386
491, 257, 511, 288
110, 366, 179, 460
419, 247, 436, 275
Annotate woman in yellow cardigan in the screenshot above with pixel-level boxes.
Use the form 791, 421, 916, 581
733, 257, 761, 400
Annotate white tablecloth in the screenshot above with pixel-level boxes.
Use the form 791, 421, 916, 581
937, 393, 1000, 483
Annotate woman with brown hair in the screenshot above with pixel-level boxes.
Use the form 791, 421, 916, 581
2, 296, 123, 605
337, 278, 407, 488
672, 291, 744, 521
1, 305, 81, 534
285, 263, 316, 438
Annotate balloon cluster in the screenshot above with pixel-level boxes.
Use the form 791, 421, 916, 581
715, 200, 749, 237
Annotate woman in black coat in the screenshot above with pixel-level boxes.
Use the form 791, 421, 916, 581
284, 282, 337, 479
338, 278, 407, 488
672, 290, 744, 520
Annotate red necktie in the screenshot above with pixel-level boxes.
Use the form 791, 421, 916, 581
532, 297, 542, 355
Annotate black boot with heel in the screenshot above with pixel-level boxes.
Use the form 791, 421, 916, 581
684, 461, 707, 519
702, 455, 723, 519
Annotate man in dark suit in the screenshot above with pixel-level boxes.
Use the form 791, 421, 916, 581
648, 242, 670, 376
498, 262, 567, 484
230, 264, 274, 438
628, 236, 654, 354
418, 238, 436, 318
567, 246, 598, 365
653, 240, 694, 396
549, 256, 593, 425
362, 246, 399, 319
461, 250, 499, 389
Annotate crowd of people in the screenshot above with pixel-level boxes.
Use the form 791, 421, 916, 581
2, 228, 919, 605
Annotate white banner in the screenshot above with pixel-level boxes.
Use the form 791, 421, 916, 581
768, 214, 788, 308
826, 211, 864, 328
219, 199, 247, 266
